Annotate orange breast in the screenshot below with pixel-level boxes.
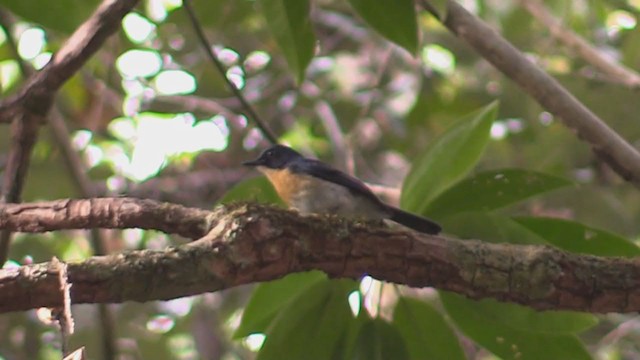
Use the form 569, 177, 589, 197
260, 168, 310, 205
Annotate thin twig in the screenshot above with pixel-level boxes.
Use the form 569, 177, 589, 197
520, 0, 640, 88
181, 0, 279, 144
314, 101, 349, 171
147, 95, 238, 118
49, 109, 118, 358
0, 8, 42, 264
49, 110, 96, 196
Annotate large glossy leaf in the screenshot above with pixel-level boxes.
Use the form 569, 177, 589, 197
174, 0, 256, 29
441, 292, 593, 360
347, 0, 419, 54
258, 0, 315, 83
393, 297, 465, 360
234, 271, 326, 338
514, 217, 640, 257
427, 169, 573, 218
445, 294, 596, 334
441, 212, 549, 245
219, 176, 283, 206
257, 279, 357, 360
401, 101, 498, 215
3, 0, 99, 33
353, 318, 410, 360
333, 310, 370, 360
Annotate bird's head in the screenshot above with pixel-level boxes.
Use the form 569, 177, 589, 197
243, 145, 303, 170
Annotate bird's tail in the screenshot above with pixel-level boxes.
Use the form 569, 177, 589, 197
387, 206, 441, 234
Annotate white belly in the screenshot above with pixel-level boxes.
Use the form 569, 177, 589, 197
289, 176, 387, 219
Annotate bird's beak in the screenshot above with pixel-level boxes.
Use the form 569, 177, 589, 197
242, 159, 262, 167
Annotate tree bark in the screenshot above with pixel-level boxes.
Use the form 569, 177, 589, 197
1, 198, 639, 314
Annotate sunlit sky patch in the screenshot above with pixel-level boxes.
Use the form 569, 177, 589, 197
158, 297, 194, 317
148, 0, 182, 22
244, 50, 271, 72
168, 334, 197, 359
244, 334, 266, 352
539, 111, 554, 126
0, 60, 20, 91
490, 121, 508, 140
226, 65, 245, 89
348, 290, 361, 317
216, 47, 240, 66
122, 228, 144, 248
122, 12, 156, 44
18, 27, 45, 60
607, 10, 636, 30
120, 80, 140, 98
360, 275, 376, 316
109, 117, 138, 141
147, 314, 175, 334
116, 49, 163, 78
421, 44, 456, 75
84, 144, 104, 168
33, 52, 52, 70
153, 70, 197, 95
490, 117, 526, 140
108, 113, 228, 181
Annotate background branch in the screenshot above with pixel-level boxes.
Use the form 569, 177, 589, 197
0, 0, 140, 265
0, 0, 140, 122
423, 0, 640, 187
182, 0, 279, 144
520, 0, 640, 88
1, 198, 639, 314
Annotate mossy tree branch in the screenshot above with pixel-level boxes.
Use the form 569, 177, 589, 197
0, 198, 639, 314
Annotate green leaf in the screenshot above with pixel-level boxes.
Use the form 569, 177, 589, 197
514, 217, 640, 257
348, 0, 419, 53
353, 318, 410, 360
257, 279, 357, 360
393, 297, 465, 360
219, 176, 283, 206
442, 212, 548, 245
174, 0, 255, 29
2, 0, 99, 33
446, 294, 596, 334
428, 169, 573, 218
401, 101, 499, 214
258, 0, 315, 83
441, 292, 593, 360
333, 310, 370, 360
234, 271, 326, 338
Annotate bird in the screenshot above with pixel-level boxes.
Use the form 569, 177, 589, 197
243, 144, 441, 234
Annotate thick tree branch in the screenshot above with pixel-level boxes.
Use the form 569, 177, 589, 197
0, 198, 213, 240
422, 1, 640, 187
0, 0, 139, 122
0, 0, 140, 265
0, 198, 639, 314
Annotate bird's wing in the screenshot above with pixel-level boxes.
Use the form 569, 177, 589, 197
290, 159, 383, 204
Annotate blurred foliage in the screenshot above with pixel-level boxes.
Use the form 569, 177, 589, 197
1, 0, 640, 358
